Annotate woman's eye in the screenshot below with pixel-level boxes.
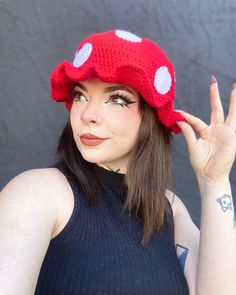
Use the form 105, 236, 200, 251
73, 91, 87, 102
107, 94, 135, 108
72, 90, 135, 108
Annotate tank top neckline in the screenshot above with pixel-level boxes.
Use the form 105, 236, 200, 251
92, 164, 126, 188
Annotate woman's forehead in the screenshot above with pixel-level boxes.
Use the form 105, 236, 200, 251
76, 78, 140, 97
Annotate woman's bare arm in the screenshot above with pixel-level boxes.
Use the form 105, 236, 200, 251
166, 191, 199, 295
0, 168, 64, 295
177, 81, 236, 294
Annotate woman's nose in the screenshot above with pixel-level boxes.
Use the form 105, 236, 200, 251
80, 101, 102, 125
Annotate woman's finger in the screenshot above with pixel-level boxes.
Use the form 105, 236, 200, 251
179, 112, 208, 134
210, 76, 224, 125
176, 121, 197, 150
225, 84, 236, 130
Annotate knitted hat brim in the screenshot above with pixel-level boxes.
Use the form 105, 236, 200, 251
50, 60, 185, 133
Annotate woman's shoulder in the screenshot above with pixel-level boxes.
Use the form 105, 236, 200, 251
3, 167, 72, 195
1, 167, 75, 239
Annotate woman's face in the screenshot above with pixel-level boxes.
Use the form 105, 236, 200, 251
70, 78, 142, 173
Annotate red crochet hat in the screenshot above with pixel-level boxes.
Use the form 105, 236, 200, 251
50, 29, 185, 133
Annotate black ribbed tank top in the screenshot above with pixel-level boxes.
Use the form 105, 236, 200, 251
34, 165, 189, 294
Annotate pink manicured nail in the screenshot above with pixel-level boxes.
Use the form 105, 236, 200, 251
233, 83, 236, 90
175, 109, 185, 113
211, 75, 217, 84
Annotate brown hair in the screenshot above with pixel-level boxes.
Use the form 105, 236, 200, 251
53, 98, 173, 245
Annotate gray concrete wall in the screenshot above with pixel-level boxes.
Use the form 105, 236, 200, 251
1, 0, 236, 226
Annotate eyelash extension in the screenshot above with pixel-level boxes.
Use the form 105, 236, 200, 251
71, 90, 135, 108
71, 90, 87, 101
106, 92, 135, 108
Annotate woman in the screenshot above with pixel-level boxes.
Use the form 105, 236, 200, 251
0, 29, 235, 294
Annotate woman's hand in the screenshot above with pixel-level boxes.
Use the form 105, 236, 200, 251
177, 77, 236, 182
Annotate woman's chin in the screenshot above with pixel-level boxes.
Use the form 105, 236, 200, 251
80, 152, 107, 164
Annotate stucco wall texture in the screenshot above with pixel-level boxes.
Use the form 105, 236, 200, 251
1, 0, 236, 225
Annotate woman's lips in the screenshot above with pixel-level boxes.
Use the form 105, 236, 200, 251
80, 133, 107, 146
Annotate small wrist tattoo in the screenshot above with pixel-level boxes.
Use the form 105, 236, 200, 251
216, 194, 232, 212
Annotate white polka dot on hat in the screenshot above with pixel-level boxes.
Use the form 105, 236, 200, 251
115, 29, 143, 42
73, 42, 93, 68
154, 66, 172, 95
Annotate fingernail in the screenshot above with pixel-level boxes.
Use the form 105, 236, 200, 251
211, 75, 217, 84
233, 82, 236, 90
175, 109, 186, 113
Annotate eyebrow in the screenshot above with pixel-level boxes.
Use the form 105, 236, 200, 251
74, 82, 135, 95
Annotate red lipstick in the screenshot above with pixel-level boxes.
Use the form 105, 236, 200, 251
80, 133, 107, 146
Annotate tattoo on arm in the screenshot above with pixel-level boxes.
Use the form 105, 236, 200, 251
216, 194, 232, 212
176, 244, 189, 273
216, 194, 236, 229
